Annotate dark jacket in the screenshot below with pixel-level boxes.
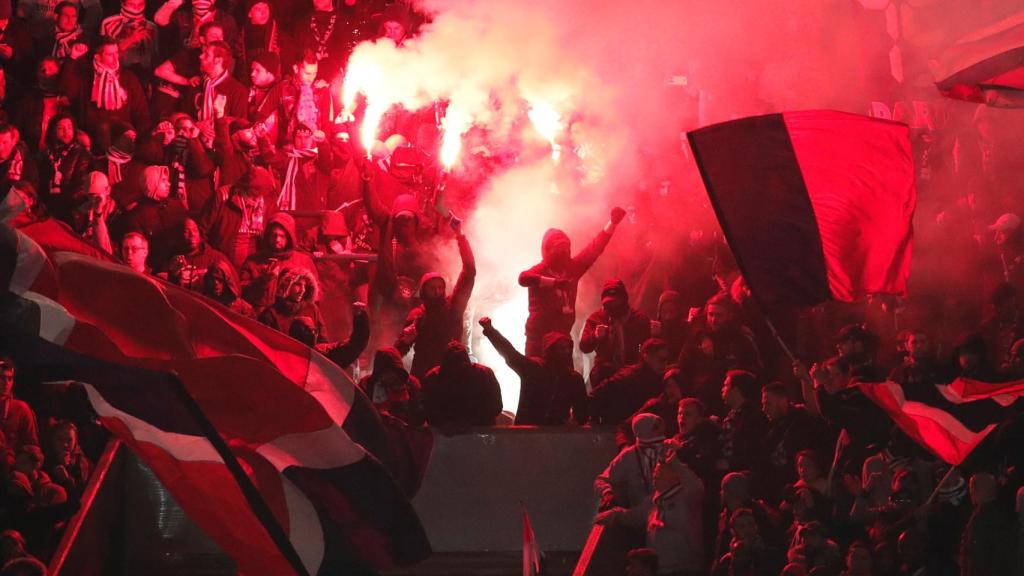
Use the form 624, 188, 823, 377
580, 305, 651, 385
257, 266, 326, 345
317, 306, 370, 369
186, 73, 250, 122
37, 143, 93, 224
679, 324, 762, 417
396, 235, 475, 381
518, 227, 612, 349
481, 324, 588, 425
363, 184, 435, 311
114, 196, 189, 271
589, 362, 663, 426
60, 59, 151, 140
163, 241, 232, 293
720, 403, 769, 478
202, 184, 277, 268
358, 347, 425, 427
201, 258, 256, 318
422, 356, 502, 428
239, 212, 320, 308
959, 501, 1015, 576
0, 141, 40, 195
764, 405, 827, 503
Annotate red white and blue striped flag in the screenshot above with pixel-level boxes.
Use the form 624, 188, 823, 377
0, 222, 431, 575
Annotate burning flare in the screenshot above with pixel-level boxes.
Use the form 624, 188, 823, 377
527, 102, 564, 162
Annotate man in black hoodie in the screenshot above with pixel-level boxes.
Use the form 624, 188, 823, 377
201, 258, 255, 318
518, 207, 626, 357
395, 219, 475, 381
359, 347, 424, 427
479, 317, 588, 425
421, 341, 501, 429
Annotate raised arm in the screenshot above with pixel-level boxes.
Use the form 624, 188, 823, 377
359, 159, 388, 225
449, 224, 476, 318
479, 317, 530, 375
154, 0, 182, 26
322, 303, 370, 368
571, 207, 626, 274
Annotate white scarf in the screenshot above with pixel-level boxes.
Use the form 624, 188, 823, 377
52, 25, 83, 59
91, 59, 128, 111
200, 70, 228, 121
277, 146, 317, 210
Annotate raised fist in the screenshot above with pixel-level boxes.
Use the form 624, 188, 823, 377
351, 301, 367, 317
610, 206, 626, 224
478, 317, 492, 329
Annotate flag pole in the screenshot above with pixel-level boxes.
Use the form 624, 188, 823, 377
170, 375, 312, 576
924, 465, 958, 508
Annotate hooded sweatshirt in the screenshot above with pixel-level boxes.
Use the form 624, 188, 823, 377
358, 347, 425, 427
240, 211, 321, 308
480, 323, 588, 425
202, 259, 255, 318
518, 226, 613, 355
395, 234, 476, 381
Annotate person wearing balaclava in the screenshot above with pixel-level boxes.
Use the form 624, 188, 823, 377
580, 277, 652, 386
358, 346, 425, 427
594, 414, 673, 533
394, 216, 475, 381
479, 316, 588, 426
360, 157, 435, 346
420, 340, 501, 429
519, 206, 626, 357
113, 164, 187, 270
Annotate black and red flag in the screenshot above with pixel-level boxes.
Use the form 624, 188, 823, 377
858, 381, 1019, 466
687, 110, 916, 313
935, 10, 1024, 107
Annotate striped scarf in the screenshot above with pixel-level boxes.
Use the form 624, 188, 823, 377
239, 195, 265, 235
91, 58, 128, 111
200, 70, 228, 121
52, 25, 83, 59
47, 143, 78, 194
186, 1, 215, 47
106, 146, 131, 184
277, 146, 317, 210
100, 3, 145, 39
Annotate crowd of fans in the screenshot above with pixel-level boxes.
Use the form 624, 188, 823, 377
0, 0, 1021, 574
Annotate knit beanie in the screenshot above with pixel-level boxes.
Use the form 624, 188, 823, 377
251, 50, 280, 78
632, 413, 665, 445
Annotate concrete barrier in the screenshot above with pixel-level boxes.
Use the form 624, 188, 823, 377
412, 426, 619, 552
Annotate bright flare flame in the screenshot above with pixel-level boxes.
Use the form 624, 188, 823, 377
440, 105, 473, 169
471, 294, 530, 416
527, 103, 563, 162
361, 102, 386, 159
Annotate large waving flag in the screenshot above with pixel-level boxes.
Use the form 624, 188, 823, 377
935, 10, 1024, 107
0, 222, 431, 575
687, 111, 916, 312
860, 381, 1020, 465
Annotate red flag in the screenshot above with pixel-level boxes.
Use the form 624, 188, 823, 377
3, 223, 430, 574
523, 504, 541, 576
